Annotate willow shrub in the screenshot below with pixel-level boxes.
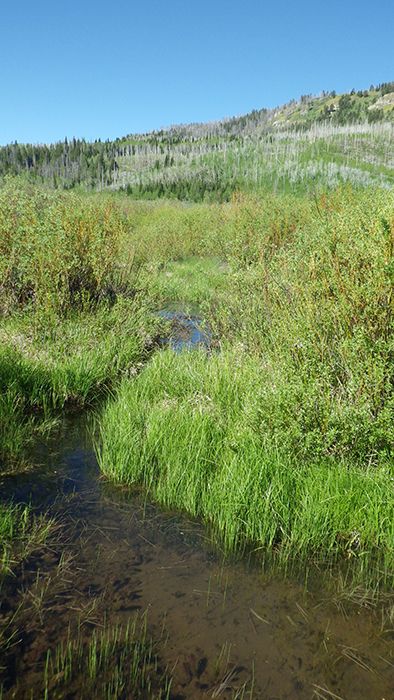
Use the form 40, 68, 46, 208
0, 180, 157, 467
214, 187, 394, 465
0, 178, 130, 316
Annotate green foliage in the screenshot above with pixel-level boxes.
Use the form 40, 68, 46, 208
145, 256, 229, 309
38, 618, 172, 700
0, 180, 157, 468
0, 178, 133, 316
1, 177, 393, 593
0, 303, 152, 410
126, 200, 223, 264
96, 185, 394, 593
217, 187, 394, 464
97, 350, 394, 590
0, 386, 33, 467
0, 302, 153, 472
0, 503, 54, 578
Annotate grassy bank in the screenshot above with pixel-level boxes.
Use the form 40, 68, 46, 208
96, 186, 394, 593
97, 349, 393, 591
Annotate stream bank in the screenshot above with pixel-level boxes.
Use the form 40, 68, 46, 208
1, 416, 393, 699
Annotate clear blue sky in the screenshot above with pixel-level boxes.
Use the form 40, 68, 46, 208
1, 0, 393, 145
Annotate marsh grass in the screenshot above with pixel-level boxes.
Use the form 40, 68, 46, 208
38, 616, 172, 700
0, 388, 34, 468
0, 301, 154, 409
0, 503, 54, 578
1, 178, 393, 596
144, 256, 229, 310
96, 348, 393, 594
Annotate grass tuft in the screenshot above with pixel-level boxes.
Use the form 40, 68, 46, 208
96, 349, 394, 593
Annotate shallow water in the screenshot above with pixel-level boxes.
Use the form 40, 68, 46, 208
157, 307, 211, 352
1, 417, 393, 699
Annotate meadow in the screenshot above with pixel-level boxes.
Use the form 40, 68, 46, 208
0, 176, 393, 602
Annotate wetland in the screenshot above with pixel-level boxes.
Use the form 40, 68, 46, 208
0, 179, 393, 698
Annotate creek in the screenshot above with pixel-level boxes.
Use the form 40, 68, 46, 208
0, 311, 393, 699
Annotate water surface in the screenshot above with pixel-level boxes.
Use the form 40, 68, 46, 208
157, 306, 211, 352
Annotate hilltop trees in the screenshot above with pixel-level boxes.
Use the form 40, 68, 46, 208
0, 138, 119, 190
0, 84, 393, 200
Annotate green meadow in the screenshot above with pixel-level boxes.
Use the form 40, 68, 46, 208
0, 176, 393, 598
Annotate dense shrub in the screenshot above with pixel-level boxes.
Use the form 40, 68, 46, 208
0, 178, 128, 316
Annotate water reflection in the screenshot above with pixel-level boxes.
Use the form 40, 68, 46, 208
157, 307, 211, 351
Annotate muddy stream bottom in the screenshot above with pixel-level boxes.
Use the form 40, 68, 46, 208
0, 418, 393, 699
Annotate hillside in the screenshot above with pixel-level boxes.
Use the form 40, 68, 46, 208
1, 81, 393, 200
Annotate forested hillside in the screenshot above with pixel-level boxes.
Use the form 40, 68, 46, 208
1, 82, 393, 200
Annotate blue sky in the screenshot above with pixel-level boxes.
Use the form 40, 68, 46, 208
1, 0, 393, 144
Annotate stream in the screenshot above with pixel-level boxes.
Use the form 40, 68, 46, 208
0, 311, 393, 699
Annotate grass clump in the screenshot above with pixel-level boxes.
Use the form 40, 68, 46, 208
96, 349, 394, 592
35, 617, 171, 700
0, 388, 34, 468
0, 503, 54, 578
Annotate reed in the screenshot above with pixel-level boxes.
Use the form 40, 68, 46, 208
0, 503, 54, 578
39, 616, 172, 700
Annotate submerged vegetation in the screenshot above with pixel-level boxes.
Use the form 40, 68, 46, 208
30, 617, 173, 700
0, 502, 54, 578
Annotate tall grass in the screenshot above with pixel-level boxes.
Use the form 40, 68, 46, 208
96, 185, 394, 593
96, 349, 394, 591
